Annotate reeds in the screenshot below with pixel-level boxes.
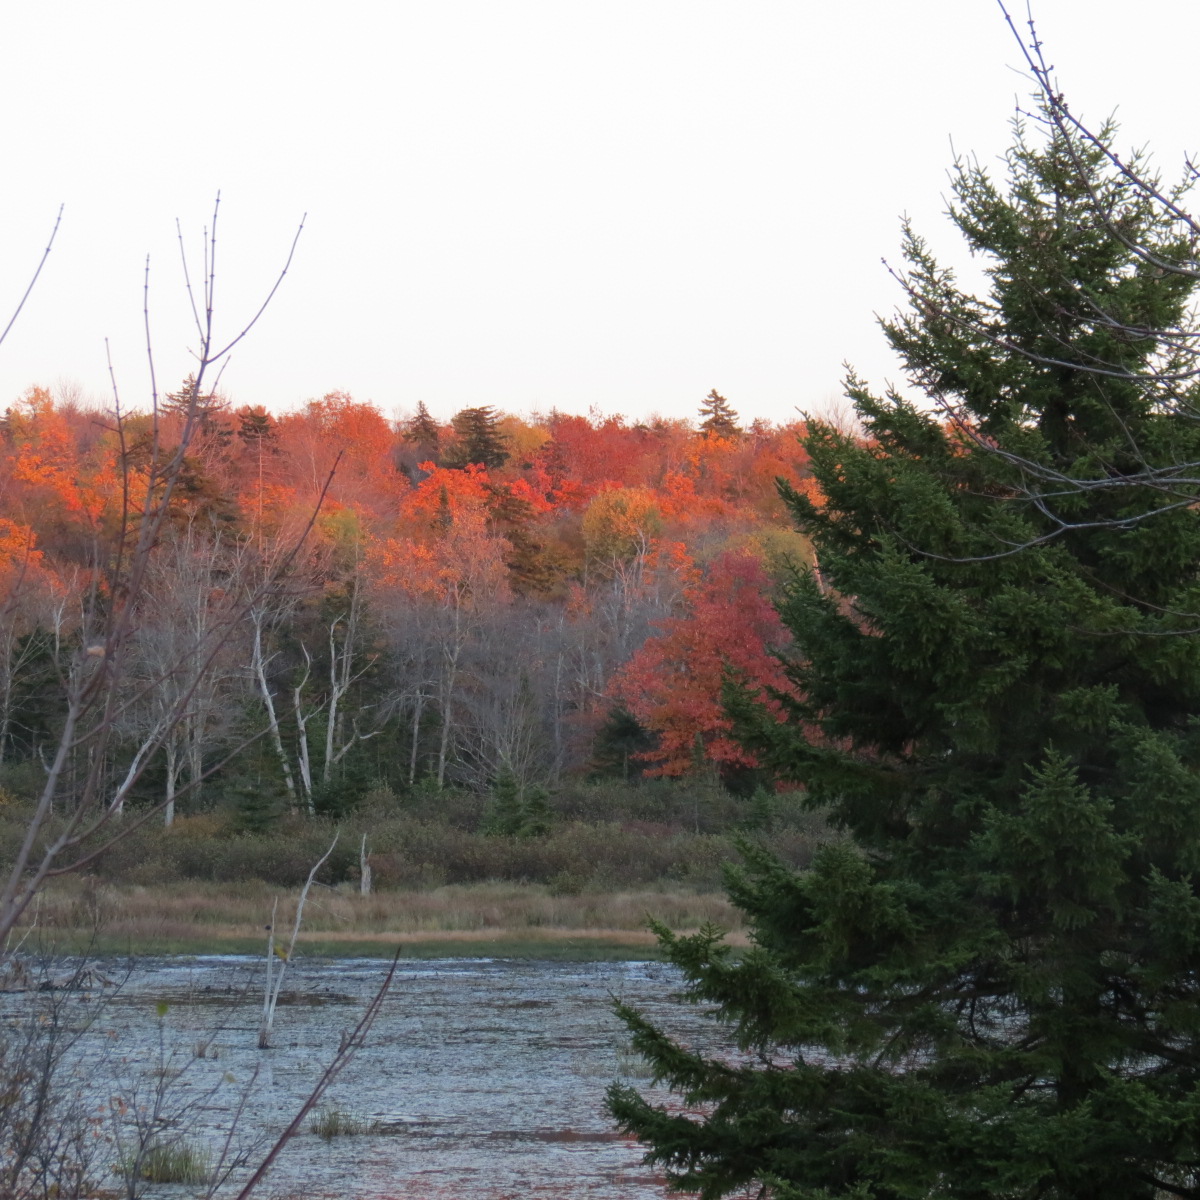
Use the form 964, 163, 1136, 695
310, 1105, 378, 1139
24, 878, 745, 952
124, 1138, 212, 1185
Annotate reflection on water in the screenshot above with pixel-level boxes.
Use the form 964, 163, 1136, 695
27, 954, 714, 1198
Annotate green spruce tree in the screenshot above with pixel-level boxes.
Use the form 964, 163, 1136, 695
698, 388, 741, 438
589, 705, 656, 782
609, 111, 1200, 1199
442, 405, 510, 470
483, 767, 551, 837
162, 373, 228, 423
402, 400, 441, 459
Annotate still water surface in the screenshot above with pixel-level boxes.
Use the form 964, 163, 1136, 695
74, 954, 716, 1199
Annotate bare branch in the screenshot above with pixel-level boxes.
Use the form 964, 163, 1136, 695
0, 205, 323, 950
211, 215, 306, 361
0, 205, 62, 350
234, 950, 401, 1200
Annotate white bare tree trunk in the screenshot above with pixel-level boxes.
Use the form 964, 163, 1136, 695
252, 613, 299, 808
359, 834, 372, 896
259, 834, 338, 1048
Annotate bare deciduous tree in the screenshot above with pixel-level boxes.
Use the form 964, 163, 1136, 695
122, 520, 246, 825
0, 200, 307, 950
290, 571, 383, 808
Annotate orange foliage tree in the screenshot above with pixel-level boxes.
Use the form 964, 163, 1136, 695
2, 387, 127, 541
609, 550, 799, 779
275, 391, 404, 513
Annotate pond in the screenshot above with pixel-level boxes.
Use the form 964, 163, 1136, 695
10, 954, 719, 1199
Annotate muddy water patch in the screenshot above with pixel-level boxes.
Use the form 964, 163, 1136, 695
7, 954, 711, 1198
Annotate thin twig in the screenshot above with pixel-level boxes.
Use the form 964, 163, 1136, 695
0, 205, 62, 350
234, 949, 402, 1200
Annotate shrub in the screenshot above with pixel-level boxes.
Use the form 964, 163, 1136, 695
64, 781, 830, 893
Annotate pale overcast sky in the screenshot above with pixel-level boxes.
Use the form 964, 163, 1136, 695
0, 1, 1196, 426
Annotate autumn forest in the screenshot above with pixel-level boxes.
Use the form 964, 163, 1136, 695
0, 381, 818, 840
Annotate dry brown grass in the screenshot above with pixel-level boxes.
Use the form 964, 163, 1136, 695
20, 878, 747, 952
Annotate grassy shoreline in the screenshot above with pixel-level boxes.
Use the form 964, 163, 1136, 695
16, 877, 748, 960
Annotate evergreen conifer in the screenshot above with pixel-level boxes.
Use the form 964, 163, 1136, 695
236, 406, 274, 446
609, 111, 1200, 1199
402, 400, 441, 457
443, 405, 510, 469
590, 705, 656, 782
483, 767, 551, 837
698, 389, 741, 438
162, 374, 228, 422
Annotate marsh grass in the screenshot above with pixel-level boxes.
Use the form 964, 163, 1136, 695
23, 879, 748, 956
614, 1041, 656, 1080
310, 1105, 379, 1139
125, 1138, 212, 1185
2, 780, 829, 956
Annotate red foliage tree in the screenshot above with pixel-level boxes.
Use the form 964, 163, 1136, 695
609, 550, 799, 777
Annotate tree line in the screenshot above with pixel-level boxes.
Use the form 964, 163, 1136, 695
0, 387, 817, 823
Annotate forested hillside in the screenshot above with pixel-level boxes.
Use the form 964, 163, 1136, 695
0, 384, 816, 828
